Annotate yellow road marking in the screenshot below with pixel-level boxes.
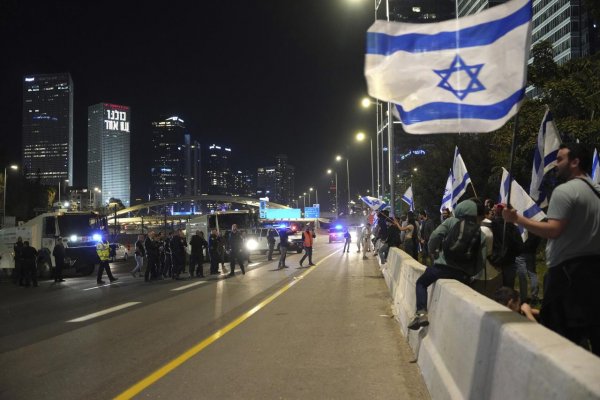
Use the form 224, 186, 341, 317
114, 249, 341, 399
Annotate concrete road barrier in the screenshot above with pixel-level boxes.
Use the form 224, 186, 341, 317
381, 247, 600, 400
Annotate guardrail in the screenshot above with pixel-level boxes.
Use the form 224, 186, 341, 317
381, 247, 600, 400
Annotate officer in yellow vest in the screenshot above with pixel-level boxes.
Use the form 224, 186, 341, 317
96, 235, 118, 285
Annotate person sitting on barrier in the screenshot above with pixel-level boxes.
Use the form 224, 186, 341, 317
408, 199, 486, 330
493, 287, 538, 322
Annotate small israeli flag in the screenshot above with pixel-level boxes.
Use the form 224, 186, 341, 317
401, 185, 415, 211
452, 147, 472, 208
365, 0, 532, 134
529, 108, 561, 207
440, 169, 453, 213
360, 196, 388, 211
592, 148, 599, 184
500, 168, 546, 240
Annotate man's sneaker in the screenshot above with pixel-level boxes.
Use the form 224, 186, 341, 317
408, 311, 429, 330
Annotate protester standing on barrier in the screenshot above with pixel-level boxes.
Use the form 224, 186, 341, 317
408, 199, 486, 330
503, 143, 600, 356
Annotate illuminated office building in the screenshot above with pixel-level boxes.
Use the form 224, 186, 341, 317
22, 73, 74, 185
257, 155, 295, 205
87, 103, 131, 206
204, 144, 231, 195
150, 116, 189, 200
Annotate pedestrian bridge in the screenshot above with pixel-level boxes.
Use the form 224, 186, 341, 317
115, 195, 289, 217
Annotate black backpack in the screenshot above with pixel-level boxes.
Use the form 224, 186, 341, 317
486, 219, 523, 268
442, 217, 482, 276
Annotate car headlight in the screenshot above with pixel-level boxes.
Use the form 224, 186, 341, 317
70, 235, 78, 242
246, 239, 258, 251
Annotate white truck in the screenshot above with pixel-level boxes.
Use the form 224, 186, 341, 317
0, 211, 103, 277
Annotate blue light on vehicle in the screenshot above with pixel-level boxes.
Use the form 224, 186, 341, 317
92, 234, 102, 242
335, 224, 343, 230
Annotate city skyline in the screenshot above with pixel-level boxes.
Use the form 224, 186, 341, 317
0, 1, 377, 204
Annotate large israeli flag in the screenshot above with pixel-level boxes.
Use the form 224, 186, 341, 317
452, 147, 472, 208
401, 186, 415, 211
360, 196, 388, 212
440, 169, 453, 213
365, 0, 532, 134
500, 168, 546, 240
592, 148, 599, 184
529, 108, 561, 206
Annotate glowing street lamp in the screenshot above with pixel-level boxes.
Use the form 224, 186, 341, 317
327, 169, 338, 217
355, 131, 374, 195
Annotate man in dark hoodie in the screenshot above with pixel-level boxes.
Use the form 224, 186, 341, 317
408, 199, 487, 330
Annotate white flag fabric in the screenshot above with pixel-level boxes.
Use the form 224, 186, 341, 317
500, 168, 546, 240
452, 147, 472, 208
440, 169, 453, 213
365, 0, 532, 134
529, 108, 561, 206
592, 148, 600, 184
360, 196, 388, 212
401, 186, 414, 211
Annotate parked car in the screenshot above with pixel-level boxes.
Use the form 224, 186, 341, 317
111, 243, 129, 261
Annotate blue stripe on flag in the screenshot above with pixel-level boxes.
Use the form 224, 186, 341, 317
543, 149, 558, 166
396, 89, 524, 125
366, 0, 532, 55
452, 173, 470, 199
522, 204, 541, 219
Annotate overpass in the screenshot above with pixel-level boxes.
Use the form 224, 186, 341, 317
114, 195, 289, 217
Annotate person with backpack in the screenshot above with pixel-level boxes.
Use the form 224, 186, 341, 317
408, 199, 487, 330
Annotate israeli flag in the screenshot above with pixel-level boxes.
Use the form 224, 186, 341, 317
440, 169, 453, 213
452, 147, 472, 208
401, 186, 415, 211
529, 108, 561, 206
360, 196, 388, 211
592, 148, 599, 184
500, 168, 546, 240
365, 0, 532, 134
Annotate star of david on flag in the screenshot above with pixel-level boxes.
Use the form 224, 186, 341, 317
364, 0, 532, 134
434, 55, 485, 101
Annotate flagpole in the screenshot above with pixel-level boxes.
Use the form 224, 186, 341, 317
506, 114, 519, 207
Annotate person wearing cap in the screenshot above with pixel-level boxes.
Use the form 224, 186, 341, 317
52, 237, 66, 282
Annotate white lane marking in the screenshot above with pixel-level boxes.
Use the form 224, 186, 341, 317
67, 302, 141, 322
248, 263, 260, 267
83, 281, 119, 291
171, 281, 208, 291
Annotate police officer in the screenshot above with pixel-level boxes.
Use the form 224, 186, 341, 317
228, 224, 245, 276
96, 235, 117, 285
52, 237, 66, 282
13, 236, 24, 286
267, 228, 277, 261
22, 241, 38, 287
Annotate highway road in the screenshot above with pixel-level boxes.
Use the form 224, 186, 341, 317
0, 240, 428, 399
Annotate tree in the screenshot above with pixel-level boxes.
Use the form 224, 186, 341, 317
528, 41, 558, 92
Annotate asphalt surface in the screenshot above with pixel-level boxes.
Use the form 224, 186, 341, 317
0, 241, 429, 399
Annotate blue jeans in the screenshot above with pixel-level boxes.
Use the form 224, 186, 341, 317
415, 265, 469, 311
515, 254, 538, 300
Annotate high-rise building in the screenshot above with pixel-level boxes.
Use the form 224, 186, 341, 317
256, 155, 295, 205
204, 144, 231, 195
22, 73, 73, 185
256, 167, 276, 199
150, 116, 188, 200
87, 103, 131, 207
457, 0, 597, 67
232, 169, 256, 197
185, 135, 201, 196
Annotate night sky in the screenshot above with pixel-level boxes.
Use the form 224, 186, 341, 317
0, 1, 377, 201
